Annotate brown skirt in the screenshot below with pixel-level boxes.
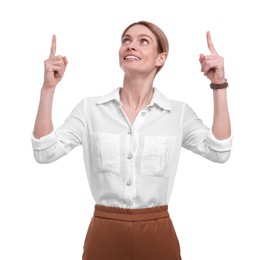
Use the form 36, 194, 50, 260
82, 205, 182, 260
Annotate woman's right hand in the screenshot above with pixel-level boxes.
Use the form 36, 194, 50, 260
43, 34, 68, 89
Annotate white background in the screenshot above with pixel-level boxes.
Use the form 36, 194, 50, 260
0, 0, 260, 259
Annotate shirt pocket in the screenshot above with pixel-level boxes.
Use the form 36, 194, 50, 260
139, 136, 176, 177
89, 132, 120, 175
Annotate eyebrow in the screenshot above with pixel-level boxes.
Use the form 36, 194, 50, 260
122, 33, 153, 41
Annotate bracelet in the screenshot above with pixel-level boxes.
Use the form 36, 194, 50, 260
210, 81, 228, 90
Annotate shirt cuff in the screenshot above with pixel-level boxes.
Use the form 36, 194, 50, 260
31, 131, 58, 151
206, 130, 233, 152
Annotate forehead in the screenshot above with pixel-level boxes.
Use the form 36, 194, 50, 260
122, 24, 156, 39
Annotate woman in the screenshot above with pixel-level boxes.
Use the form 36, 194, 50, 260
32, 21, 232, 260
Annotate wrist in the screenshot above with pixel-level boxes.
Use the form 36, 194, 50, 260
40, 86, 56, 101
210, 79, 228, 90
41, 84, 56, 93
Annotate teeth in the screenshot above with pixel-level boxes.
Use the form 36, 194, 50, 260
125, 55, 140, 60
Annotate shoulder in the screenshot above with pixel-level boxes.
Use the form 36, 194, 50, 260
81, 95, 102, 105
168, 98, 187, 108
154, 88, 195, 119
82, 87, 120, 105
74, 88, 120, 113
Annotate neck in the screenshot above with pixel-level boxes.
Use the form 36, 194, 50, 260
120, 76, 154, 111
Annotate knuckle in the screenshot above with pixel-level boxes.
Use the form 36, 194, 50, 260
45, 65, 52, 71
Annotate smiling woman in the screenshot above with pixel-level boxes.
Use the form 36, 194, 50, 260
32, 20, 232, 260
120, 21, 169, 75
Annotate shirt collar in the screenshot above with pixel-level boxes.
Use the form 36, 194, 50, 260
150, 88, 172, 111
96, 87, 172, 111
96, 87, 121, 105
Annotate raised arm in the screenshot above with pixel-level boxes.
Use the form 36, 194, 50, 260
199, 31, 231, 140
33, 35, 68, 139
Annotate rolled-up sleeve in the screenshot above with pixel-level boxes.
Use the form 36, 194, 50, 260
182, 104, 232, 163
31, 99, 86, 164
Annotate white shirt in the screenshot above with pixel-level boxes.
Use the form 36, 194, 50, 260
32, 87, 232, 209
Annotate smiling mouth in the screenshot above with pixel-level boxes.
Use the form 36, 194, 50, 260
124, 55, 141, 60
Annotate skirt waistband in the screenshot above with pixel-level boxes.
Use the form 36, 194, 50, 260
94, 205, 169, 222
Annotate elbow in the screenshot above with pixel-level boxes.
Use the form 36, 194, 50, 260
33, 151, 49, 164
33, 150, 56, 164
204, 147, 231, 164
214, 151, 231, 164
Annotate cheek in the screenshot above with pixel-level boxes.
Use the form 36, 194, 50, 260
119, 46, 125, 56
118, 55, 123, 67
144, 52, 158, 64
118, 50, 125, 69
119, 48, 124, 62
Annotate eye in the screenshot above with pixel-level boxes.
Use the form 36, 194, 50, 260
140, 38, 149, 45
122, 37, 131, 45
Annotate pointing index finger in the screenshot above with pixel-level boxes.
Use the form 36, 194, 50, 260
206, 31, 218, 55
49, 34, 56, 58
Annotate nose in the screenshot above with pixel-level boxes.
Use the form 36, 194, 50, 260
126, 41, 137, 51
127, 46, 136, 51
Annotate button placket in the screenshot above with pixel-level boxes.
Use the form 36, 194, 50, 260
125, 125, 136, 204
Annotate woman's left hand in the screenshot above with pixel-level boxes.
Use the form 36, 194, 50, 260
199, 31, 226, 84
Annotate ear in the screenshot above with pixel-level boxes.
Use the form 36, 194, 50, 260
156, 52, 168, 67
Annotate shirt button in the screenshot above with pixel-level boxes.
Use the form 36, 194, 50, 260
127, 153, 132, 159
127, 179, 131, 186
128, 129, 132, 134
141, 111, 146, 116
